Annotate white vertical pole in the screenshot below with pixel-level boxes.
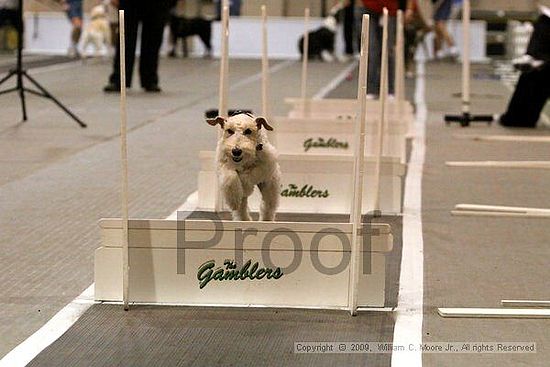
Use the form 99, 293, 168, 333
373, 8, 389, 212
462, 0, 470, 114
300, 7, 310, 117
261, 4, 269, 117
395, 10, 405, 102
214, 2, 230, 212
118, 10, 130, 311
348, 14, 370, 316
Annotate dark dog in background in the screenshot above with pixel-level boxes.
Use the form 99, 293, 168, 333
168, 15, 212, 58
298, 4, 344, 62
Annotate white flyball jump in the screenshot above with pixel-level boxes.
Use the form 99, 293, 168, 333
95, 10, 395, 313
275, 10, 412, 166
443, 0, 493, 127
197, 7, 406, 215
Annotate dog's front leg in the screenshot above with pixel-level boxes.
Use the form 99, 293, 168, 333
221, 170, 244, 220
258, 178, 280, 221
237, 196, 251, 221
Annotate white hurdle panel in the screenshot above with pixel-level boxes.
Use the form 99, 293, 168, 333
272, 115, 407, 163
197, 151, 405, 214
95, 218, 393, 308
285, 98, 415, 138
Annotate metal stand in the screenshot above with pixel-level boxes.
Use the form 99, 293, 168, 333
444, 0, 492, 127
0, 0, 86, 128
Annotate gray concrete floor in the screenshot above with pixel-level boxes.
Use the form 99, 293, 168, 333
422, 62, 550, 367
0, 56, 353, 358
2, 53, 550, 367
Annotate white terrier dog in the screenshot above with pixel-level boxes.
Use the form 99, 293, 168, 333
207, 112, 281, 221
81, 5, 111, 57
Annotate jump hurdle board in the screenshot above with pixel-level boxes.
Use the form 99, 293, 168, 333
197, 151, 406, 214
285, 98, 415, 137
272, 116, 407, 163
94, 216, 393, 308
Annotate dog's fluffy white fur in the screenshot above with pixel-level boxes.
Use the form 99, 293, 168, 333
207, 113, 280, 221
81, 5, 111, 57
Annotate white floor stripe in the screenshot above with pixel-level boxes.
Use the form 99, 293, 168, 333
313, 60, 358, 99
0, 285, 95, 367
391, 61, 426, 367
0, 58, 357, 365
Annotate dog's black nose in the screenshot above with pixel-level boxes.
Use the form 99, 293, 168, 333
232, 147, 242, 157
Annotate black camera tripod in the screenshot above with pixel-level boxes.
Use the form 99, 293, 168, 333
0, 0, 86, 128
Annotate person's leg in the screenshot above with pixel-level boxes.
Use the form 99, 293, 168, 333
433, 21, 444, 57
526, 14, 550, 62
138, 4, 169, 90
439, 21, 455, 49
107, 1, 139, 89
500, 66, 550, 128
109, 23, 118, 49
343, 2, 355, 56
66, 0, 83, 57
512, 14, 549, 72
433, 0, 455, 57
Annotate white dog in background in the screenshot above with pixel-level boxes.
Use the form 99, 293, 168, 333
207, 112, 281, 221
80, 5, 111, 57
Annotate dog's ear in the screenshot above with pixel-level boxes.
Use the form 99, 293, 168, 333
206, 116, 226, 128
255, 117, 274, 131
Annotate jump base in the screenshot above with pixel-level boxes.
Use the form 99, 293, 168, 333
444, 112, 494, 127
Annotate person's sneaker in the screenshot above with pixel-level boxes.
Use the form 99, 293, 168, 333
434, 49, 446, 60
103, 82, 121, 93
143, 85, 162, 93
512, 54, 545, 72
448, 46, 459, 59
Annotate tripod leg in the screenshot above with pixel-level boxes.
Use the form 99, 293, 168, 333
19, 84, 27, 121
16, 71, 28, 121
23, 71, 87, 128
0, 70, 16, 87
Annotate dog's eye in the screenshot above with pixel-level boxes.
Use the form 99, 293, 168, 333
243, 129, 252, 135
226, 129, 234, 135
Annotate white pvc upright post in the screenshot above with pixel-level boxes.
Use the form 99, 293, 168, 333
462, 0, 471, 114
261, 5, 269, 117
118, 10, 130, 311
214, 2, 230, 212
373, 8, 389, 211
395, 10, 405, 102
348, 14, 370, 316
300, 8, 310, 117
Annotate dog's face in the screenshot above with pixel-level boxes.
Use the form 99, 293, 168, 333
207, 113, 273, 166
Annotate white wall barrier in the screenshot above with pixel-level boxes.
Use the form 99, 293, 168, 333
95, 218, 393, 308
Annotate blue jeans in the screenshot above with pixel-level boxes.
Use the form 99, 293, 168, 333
355, 7, 396, 95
